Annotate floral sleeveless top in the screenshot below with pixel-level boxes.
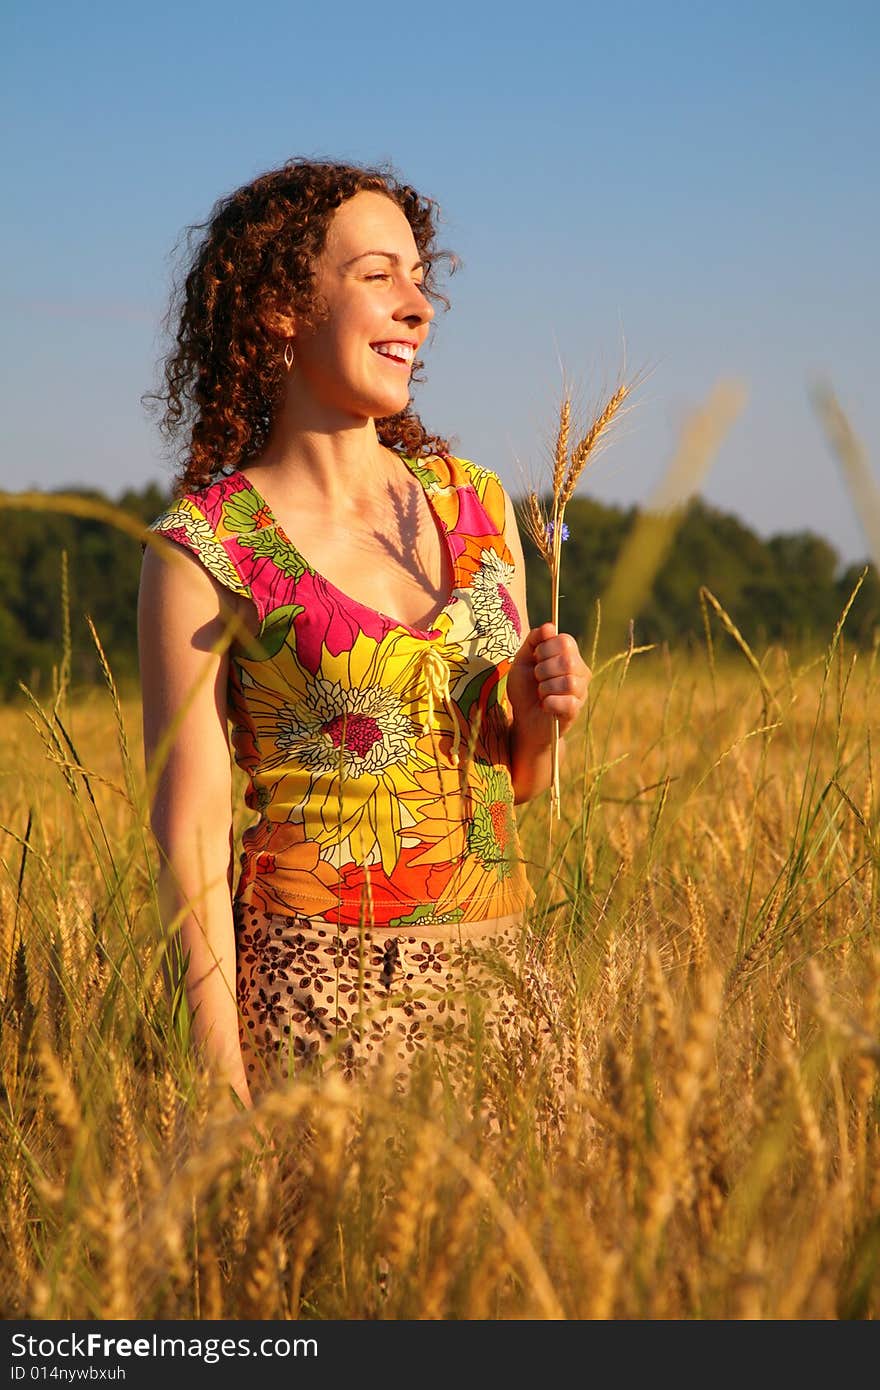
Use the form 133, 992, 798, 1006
144, 453, 535, 929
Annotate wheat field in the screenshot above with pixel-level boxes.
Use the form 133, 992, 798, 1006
1, 602, 878, 1322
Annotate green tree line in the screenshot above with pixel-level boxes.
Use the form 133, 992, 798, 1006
1, 483, 877, 704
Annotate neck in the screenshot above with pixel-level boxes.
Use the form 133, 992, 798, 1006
252, 387, 402, 507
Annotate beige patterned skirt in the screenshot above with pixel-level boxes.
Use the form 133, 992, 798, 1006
233, 897, 568, 1127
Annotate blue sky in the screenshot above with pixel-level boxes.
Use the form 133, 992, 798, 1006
3, 1, 878, 570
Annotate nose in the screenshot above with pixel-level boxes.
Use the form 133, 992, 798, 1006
397, 279, 434, 327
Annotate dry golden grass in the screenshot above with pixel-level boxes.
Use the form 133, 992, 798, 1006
1, 606, 879, 1319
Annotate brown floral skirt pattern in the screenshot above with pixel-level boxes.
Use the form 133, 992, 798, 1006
233, 898, 568, 1127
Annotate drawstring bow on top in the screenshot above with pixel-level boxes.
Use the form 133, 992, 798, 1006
420, 644, 462, 767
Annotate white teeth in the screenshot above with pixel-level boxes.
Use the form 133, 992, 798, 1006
372, 343, 414, 362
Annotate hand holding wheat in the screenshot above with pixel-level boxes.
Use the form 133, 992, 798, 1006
506, 622, 591, 801
519, 379, 638, 816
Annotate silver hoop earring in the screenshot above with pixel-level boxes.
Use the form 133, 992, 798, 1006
283, 342, 294, 370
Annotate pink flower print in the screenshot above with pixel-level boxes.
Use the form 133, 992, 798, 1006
292, 572, 396, 674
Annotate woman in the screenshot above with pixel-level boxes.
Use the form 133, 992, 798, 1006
138, 158, 591, 1110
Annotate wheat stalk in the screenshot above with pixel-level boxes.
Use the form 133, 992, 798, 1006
683, 873, 709, 975
780, 1036, 827, 1193
519, 376, 639, 820
103, 1172, 134, 1319
641, 967, 723, 1275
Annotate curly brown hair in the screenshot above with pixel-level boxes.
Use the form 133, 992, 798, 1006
143, 157, 457, 497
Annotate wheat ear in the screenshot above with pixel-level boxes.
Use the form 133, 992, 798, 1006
547, 382, 632, 816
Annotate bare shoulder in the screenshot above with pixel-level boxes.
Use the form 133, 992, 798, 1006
138, 538, 235, 816
138, 534, 243, 658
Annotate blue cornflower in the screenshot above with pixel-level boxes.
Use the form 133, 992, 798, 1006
545, 521, 570, 542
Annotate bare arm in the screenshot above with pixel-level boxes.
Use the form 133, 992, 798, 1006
138, 535, 252, 1109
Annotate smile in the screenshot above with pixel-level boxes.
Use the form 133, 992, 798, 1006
370, 342, 416, 366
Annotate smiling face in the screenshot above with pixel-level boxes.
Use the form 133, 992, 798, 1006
286, 189, 435, 424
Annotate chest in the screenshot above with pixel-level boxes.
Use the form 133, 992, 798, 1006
232, 483, 454, 641
303, 509, 453, 628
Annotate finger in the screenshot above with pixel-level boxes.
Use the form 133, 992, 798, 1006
538, 674, 583, 697
524, 621, 558, 653
535, 653, 580, 681
533, 631, 584, 664
539, 694, 582, 721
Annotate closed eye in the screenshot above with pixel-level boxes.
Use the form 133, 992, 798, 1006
365, 273, 428, 293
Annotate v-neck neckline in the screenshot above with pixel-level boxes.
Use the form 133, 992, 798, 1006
228, 454, 460, 640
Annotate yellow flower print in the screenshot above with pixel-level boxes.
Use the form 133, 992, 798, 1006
236, 629, 468, 877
